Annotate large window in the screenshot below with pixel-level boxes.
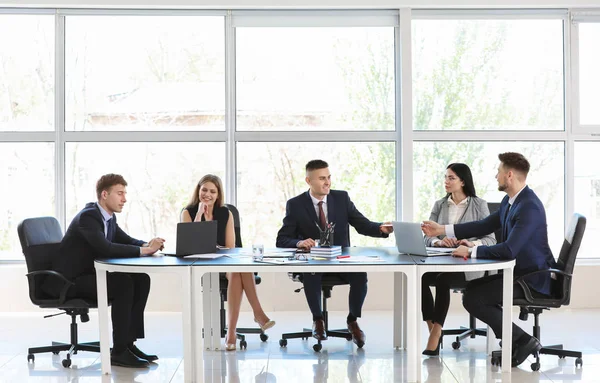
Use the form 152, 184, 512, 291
413, 142, 565, 253
237, 142, 396, 247
236, 27, 395, 131
65, 142, 226, 246
0, 143, 54, 260
574, 142, 600, 259
578, 23, 600, 126
0, 15, 54, 132
65, 16, 225, 132
412, 18, 564, 131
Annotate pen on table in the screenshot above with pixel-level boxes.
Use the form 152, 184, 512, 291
337, 255, 350, 259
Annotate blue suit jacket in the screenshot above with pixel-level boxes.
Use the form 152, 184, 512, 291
454, 186, 556, 295
52, 202, 145, 281
276, 190, 387, 248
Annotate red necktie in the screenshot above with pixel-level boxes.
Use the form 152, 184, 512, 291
318, 201, 327, 230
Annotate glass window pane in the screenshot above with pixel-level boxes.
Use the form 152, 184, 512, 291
412, 19, 564, 131
65, 16, 225, 132
574, 142, 600, 259
236, 27, 395, 131
578, 24, 600, 125
65, 142, 226, 247
0, 15, 54, 132
0, 143, 54, 260
413, 142, 564, 254
237, 142, 396, 247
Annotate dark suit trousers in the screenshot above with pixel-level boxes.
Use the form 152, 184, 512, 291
421, 272, 466, 326
67, 272, 151, 352
302, 272, 368, 319
462, 274, 528, 346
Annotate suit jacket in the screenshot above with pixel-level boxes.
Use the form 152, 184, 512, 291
454, 186, 556, 295
52, 202, 145, 282
426, 196, 496, 281
276, 190, 387, 248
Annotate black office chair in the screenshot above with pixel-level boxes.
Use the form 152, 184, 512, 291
219, 204, 267, 349
442, 202, 502, 349
491, 213, 586, 371
279, 273, 353, 352
17, 217, 101, 368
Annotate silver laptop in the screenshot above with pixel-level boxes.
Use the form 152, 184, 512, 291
391, 221, 451, 256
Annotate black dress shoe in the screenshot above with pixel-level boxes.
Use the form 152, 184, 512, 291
312, 319, 327, 341
422, 336, 442, 357
129, 344, 159, 362
347, 321, 366, 347
111, 348, 149, 368
512, 335, 542, 367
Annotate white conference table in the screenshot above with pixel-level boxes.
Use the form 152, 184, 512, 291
95, 247, 515, 383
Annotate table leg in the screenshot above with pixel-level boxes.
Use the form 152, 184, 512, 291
406, 268, 418, 383
210, 272, 221, 350
95, 268, 111, 375
181, 267, 194, 382
201, 273, 213, 350
193, 268, 205, 381
501, 267, 514, 373
393, 272, 405, 349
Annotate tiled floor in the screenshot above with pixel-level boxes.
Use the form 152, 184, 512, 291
0, 309, 597, 382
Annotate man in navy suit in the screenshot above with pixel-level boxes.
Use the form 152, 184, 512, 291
48, 174, 165, 368
276, 160, 393, 346
422, 153, 556, 367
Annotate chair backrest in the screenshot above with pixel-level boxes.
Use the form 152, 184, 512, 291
487, 202, 503, 243
225, 204, 243, 248
553, 213, 586, 304
17, 217, 64, 303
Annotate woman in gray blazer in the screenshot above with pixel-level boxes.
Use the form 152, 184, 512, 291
422, 163, 496, 356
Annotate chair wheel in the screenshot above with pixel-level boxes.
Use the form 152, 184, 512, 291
239, 340, 247, 349
279, 339, 287, 347
531, 362, 540, 371
62, 358, 71, 368
27, 354, 34, 362
559, 355, 566, 359
260, 333, 268, 342
452, 341, 460, 350
491, 356, 501, 366
576, 357, 583, 367
313, 343, 322, 352
52, 351, 60, 355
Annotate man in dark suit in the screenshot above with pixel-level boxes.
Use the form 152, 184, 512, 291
276, 160, 393, 346
47, 174, 165, 368
422, 152, 556, 367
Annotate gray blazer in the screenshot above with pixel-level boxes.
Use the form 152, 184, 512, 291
425, 196, 497, 280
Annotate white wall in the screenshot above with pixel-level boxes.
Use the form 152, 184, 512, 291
2, 0, 600, 9
2, 264, 598, 314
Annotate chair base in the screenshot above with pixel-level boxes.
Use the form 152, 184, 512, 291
229, 327, 269, 349
27, 341, 100, 368
490, 344, 583, 371
280, 328, 352, 352
442, 326, 487, 350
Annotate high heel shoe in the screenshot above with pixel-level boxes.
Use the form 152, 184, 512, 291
422, 336, 442, 356
225, 342, 236, 351
254, 318, 276, 332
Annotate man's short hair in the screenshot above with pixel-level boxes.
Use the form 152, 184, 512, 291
305, 160, 329, 173
498, 152, 530, 177
96, 173, 127, 200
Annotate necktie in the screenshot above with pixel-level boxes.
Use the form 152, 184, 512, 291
107, 217, 115, 241
318, 201, 327, 230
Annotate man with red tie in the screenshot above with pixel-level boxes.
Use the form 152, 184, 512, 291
276, 160, 393, 347
46, 174, 164, 368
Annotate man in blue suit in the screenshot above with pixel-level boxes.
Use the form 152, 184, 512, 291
422, 152, 556, 367
276, 160, 393, 346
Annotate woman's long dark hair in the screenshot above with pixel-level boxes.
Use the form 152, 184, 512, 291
446, 163, 477, 198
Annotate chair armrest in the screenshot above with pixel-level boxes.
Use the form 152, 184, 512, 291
514, 268, 571, 303
26, 270, 74, 305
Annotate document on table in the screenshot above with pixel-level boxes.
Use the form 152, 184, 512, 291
183, 253, 231, 259
254, 258, 308, 264
425, 247, 455, 253
337, 256, 385, 262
